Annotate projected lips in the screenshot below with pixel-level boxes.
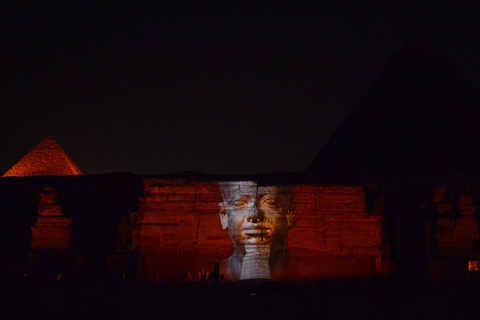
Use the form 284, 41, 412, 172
243, 228, 270, 235
243, 227, 271, 245
218, 181, 296, 280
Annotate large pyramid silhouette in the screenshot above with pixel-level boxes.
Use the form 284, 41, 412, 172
307, 34, 480, 177
2, 136, 83, 177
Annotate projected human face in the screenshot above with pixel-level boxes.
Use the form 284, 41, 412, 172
219, 183, 295, 247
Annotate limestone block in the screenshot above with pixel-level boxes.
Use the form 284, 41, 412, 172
294, 216, 323, 230
193, 201, 220, 210
31, 239, 70, 251
433, 185, 447, 203
315, 202, 365, 213
438, 242, 478, 259
143, 200, 194, 210
437, 218, 455, 229
437, 228, 454, 242
35, 216, 71, 225
137, 210, 181, 225
195, 182, 222, 201
145, 179, 197, 195
460, 208, 476, 216
437, 204, 452, 214
38, 204, 62, 216
31, 225, 71, 251
165, 194, 197, 202
295, 185, 316, 193
315, 185, 365, 204
458, 194, 474, 205
31, 225, 71, 240
296, 202, 315, 211
196, 212, 230, 244
342, 246, 382, 257
453, 215, 479, 241
294, 191, 315, 203
434, 212, 479, 259
289, 228, 326, 251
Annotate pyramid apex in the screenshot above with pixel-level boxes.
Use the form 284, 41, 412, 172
37, 136, 63, 148
306, 35, 480, 177
2, 137, 83, 177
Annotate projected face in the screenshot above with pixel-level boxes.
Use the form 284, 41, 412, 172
219, 183, 296, 247
218, 181, 296, 280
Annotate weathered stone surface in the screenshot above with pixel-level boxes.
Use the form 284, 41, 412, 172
430, 187, 479, 262
37, 188, 62, 216
437, 218, 454, 230
437, 204, 452, 215
433, 185, 447, 203
454, 215, 479, 241
31, 187, 71, 251
459, 193, 477, 216
133, 179, 382, 282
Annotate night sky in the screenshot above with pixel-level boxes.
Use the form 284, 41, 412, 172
2, 2, 479, 175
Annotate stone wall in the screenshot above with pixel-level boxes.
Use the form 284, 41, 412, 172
289, 185, 382, 280
31, 187, 71, 251
427, 185, 480, 279
132, 178, 231, 281
133, 178, 382, 282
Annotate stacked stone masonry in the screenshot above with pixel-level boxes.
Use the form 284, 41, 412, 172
133, 178, 382, 282
428, 185, 480, 279
2, 136, 83, 177
31, 187, 71, 251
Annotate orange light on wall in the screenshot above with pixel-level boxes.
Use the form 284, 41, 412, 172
468, 260, 480, 271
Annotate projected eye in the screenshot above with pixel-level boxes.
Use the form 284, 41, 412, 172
232, 199, 248, 207
263, 197, 279, 207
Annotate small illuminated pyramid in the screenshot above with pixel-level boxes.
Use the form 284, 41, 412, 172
2, 136, 83, 177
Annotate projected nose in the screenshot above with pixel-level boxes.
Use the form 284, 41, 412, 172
247, 207, 264, 222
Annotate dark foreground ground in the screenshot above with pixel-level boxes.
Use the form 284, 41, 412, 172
2, 278, 480, 320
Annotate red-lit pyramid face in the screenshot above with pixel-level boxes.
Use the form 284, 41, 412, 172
2, 136, 83, 177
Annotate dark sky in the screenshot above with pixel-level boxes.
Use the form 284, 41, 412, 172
1, 2, 479, 175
